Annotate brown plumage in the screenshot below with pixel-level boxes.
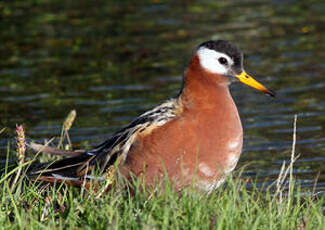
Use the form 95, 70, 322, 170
29, 40, 274, 192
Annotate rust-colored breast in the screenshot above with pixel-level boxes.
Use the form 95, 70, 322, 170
121, 89, 243, 191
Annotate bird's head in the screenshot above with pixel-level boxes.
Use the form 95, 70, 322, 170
195, 40, 275, 97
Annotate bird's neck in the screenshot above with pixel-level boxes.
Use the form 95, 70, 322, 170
180, 55, 233, 110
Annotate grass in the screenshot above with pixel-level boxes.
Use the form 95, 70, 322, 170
0, 169, 323, 229
0, 115, 324, 229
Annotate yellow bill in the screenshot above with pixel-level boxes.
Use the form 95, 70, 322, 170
235, 71, 275, 97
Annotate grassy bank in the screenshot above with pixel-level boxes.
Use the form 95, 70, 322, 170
0, 117, 324, 229
0, 167, 324, 229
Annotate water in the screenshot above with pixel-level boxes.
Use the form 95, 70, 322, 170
0, 0, 324, 194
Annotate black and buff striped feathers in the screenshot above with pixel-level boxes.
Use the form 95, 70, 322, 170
29, 98, 183, 183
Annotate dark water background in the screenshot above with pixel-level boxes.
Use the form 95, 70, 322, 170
0, 0, 324, 194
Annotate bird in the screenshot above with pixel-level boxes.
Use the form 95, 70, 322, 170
29, 40, 275, 193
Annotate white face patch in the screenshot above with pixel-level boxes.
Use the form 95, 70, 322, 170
197, 47, 234, 75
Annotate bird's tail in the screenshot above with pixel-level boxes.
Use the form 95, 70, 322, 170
28, 152, 100, 187
27, 139, 121, 189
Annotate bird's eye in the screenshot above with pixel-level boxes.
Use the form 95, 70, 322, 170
218, 57, 228, 65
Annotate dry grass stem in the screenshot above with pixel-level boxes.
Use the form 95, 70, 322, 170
95, 166, 115, 199
0, 127, 5, 135
63, 110, 77, 131
312, 171, 320, 198
10, 125, 26, 191
58, 110, 77, 149
80, 163, 89, 198
15, 125, 26, 164
273, 115, 300, 209
29, 142, 85, 157
288, 114, 297, 209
